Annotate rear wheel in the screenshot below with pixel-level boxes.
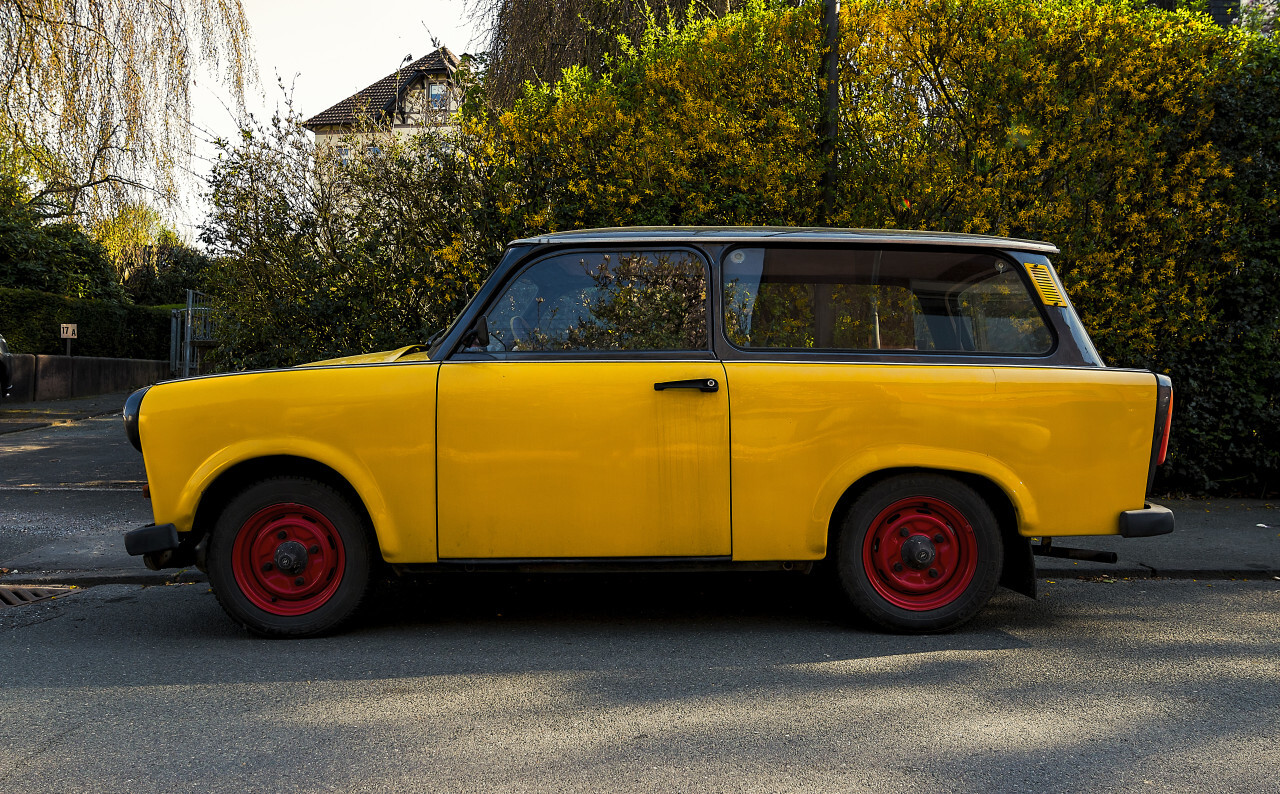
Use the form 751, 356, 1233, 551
835, 474, 1002, 633
207, 477, 371, 637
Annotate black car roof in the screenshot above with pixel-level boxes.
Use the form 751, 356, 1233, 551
510, 226, 1060, 255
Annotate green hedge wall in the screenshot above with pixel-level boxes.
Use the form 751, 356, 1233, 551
0, 287, 170, 360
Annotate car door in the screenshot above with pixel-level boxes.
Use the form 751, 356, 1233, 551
436, 247, 731, 559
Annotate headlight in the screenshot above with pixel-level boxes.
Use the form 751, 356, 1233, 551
123, 386, 150, 452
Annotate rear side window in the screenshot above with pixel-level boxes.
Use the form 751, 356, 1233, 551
722, 248, 1052, 354
484, 249, 709, 352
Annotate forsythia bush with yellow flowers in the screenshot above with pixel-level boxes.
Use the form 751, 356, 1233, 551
478, 0, 1277, 493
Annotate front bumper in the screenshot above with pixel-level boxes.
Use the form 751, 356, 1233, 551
124, 523, 201, 571
1119, 503, 1174, 538
124, 523, 178, 555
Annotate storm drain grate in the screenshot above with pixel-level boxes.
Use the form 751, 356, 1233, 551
0, 585, 72, 607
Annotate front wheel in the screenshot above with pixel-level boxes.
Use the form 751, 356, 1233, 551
207, 477, 372, 637
835, 474, 1003, 633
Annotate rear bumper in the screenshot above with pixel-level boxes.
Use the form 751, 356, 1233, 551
1119, 503, 1174, 538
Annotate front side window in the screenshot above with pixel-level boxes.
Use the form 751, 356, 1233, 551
483, 250, 709, 353
723, 247, 1052, 354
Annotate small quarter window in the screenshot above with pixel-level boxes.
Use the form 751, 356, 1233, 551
483, 250, 709, 353
723, 248, 1052, 354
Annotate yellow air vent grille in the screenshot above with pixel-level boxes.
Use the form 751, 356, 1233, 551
1025, 263, 1067, 307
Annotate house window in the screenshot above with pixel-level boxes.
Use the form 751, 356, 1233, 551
428, 82, 447, 110
337, 146, 349, 165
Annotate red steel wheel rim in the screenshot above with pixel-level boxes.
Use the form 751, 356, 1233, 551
231, 502, 347, 617
861, 496, 979, 612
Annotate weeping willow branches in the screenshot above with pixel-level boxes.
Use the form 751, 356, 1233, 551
0, 0, 254, 219
469, 0, 735, 108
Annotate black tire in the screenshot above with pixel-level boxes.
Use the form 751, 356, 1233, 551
835, 474, 1002, 633
207, 477, 372, 638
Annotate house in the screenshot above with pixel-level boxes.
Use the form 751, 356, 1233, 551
302, 47, 461, 150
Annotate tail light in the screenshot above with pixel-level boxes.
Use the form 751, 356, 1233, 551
1147, 375, 1173, 492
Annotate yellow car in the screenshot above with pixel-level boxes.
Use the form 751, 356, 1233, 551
123, 227, 1174, 636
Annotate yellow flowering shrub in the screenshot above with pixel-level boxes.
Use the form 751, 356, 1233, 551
836, 0, 1238, 357
485, 0, 1276, 491
484, 2, 827, 232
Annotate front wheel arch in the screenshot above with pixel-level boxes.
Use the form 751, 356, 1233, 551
192, 456, 380, 568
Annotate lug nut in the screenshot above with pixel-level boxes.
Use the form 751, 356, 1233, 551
309, 545, 320, 554
928, 568, 939, 578
892, 562, 904, 573
934, 534, 945, 544
899, 527, 910, 538
262, 562, 273, 572
294, 577, 305, 586
277, 531, 287, 540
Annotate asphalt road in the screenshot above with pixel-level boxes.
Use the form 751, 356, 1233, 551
1, 575, 1278, 793
0, 412, 145, 489
0, 412, 150, 567
2, 398, 1279, 792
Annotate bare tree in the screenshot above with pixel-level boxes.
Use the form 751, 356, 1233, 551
468, 0, 737, 107
0, 0, 253, 220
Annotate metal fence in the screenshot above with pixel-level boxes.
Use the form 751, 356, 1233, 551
170, 290, 215, 378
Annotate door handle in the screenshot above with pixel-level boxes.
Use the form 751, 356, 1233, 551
654, 378, 719, 393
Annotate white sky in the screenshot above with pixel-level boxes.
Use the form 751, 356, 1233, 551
182, 0, 487, 240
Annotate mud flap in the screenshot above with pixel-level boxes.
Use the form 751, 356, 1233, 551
999, 531, 1036, 598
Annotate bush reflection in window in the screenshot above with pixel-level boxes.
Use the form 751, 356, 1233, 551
723, 247, 1051, 354
484, 250, 708, 352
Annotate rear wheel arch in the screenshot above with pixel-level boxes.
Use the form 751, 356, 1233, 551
826, 467, 1033, 602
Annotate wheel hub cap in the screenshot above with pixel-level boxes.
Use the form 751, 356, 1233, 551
900, 534, 936, 569
230, 503, 347, 617
861, 496, 980, 612
274, 540, 309, 574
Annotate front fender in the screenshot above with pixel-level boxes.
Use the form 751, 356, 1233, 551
176, 439, 405, 559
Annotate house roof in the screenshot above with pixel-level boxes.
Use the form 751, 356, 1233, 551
302, 47, 459, 129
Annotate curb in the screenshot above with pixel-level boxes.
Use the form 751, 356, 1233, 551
0, 407, 123, 435
1039, 569, 1279, 581
2, 567, 1275, 589
0, 569, 207, 587
1035, 564, 1279, 580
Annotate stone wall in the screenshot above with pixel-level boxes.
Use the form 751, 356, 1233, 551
5, 355, 170, 403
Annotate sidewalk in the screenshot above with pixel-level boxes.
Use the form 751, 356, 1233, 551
1032, 499, 1279, 581
0, 392, 132, 434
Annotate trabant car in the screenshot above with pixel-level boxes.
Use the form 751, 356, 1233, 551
123, 227, 1174, 636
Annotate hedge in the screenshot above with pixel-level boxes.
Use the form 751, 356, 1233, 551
0, 287, 170, 360
477, 0, 1278, 494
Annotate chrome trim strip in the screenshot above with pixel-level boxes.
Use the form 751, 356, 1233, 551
439, 359, 1138, 371
158, 359, 1138, 375
510, 227, 1060, 254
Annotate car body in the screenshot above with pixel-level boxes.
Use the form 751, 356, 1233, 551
123, 227, 1174, 636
